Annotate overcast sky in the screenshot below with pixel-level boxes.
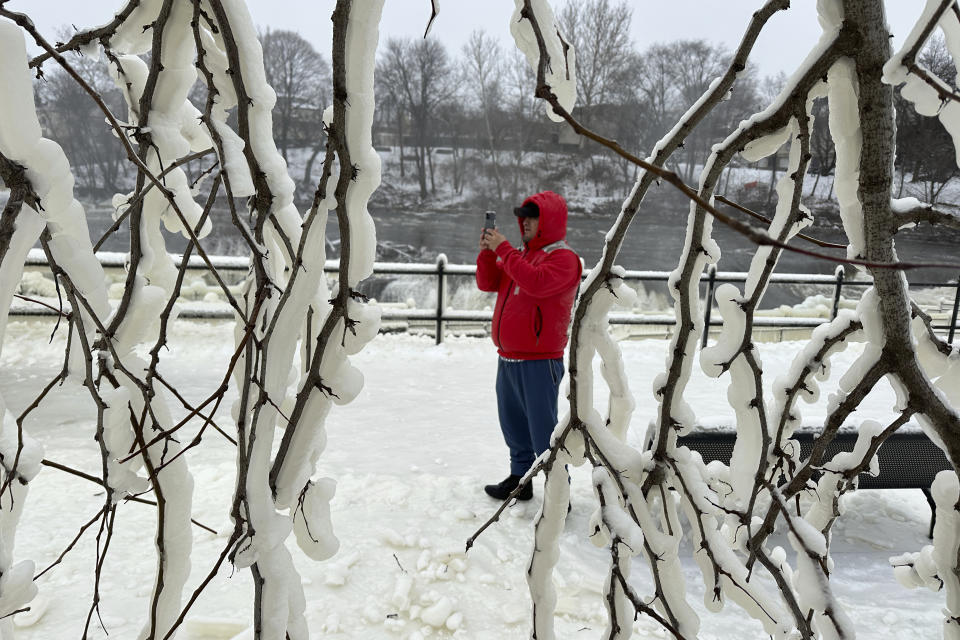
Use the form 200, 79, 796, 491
10, 1, 928, 80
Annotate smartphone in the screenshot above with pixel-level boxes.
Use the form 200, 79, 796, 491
483, 210, 496, 230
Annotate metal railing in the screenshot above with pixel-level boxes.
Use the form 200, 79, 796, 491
14, 250, 960, 346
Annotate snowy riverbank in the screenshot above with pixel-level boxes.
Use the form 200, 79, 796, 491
0, 320, 945, 639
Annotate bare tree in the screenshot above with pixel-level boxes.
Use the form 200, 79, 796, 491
462, 30, 506, 201
627, 38, 762, 187
501, 47, 541, 204
756, 71, 788, 206
558, 0, 633, 128
33, 40, 127, 196
260, 28, 331, 164
630, 45, 679, 170
557, 0, 633, 195
666, 39, 742, 183
375, 74, 406, 178
376, 37, 455, 200
808, 96, 836, 198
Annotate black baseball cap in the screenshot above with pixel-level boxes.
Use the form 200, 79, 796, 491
513, 202, 539, 218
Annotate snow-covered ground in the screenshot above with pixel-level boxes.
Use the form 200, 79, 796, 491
0, 319, 945, 639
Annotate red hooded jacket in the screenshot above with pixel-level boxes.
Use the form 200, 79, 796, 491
476, 191, 582, 360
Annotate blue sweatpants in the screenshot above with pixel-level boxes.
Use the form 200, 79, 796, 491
495, 357, 565, 476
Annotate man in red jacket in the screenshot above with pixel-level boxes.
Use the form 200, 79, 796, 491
476, 191, 581, 501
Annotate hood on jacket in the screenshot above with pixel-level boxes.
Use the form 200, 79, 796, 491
516, 191, 568, 250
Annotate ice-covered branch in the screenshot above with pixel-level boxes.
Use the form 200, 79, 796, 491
177, 1, 384, 636
519, 1, 960, 276
891, 198, 960, 231
697, 113, 818, 553
0, 22, 121, 628
884, 0, 956, 98
653, 30, 852, 463
0, 7, 200, 217
513, 1, 955, 272
269, 0, 383, 506
95, 147, 216, 252
770, 312, 864, 460
0, 0, 367, 637
491, 1, 960, 636
423, 0, 439, 38
884, 1, 960, 179
27, 0, 145, 70
845, 0, 960, 473
768, 486, 855, 639
912, 303, 959, 360
891, 471, 960, 629
749, 352, 889, 555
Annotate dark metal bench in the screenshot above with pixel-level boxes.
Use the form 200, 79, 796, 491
678, 429, 952, 538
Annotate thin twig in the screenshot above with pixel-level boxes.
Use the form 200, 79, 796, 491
11, 294, 70, 317
716, 194, 848, 249
39, 459, 217, 534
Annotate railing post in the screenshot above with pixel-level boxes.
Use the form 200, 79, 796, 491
949, 273, 960, 345
436, 253, 447, 345
831, 265, 845, 321
701, 265, 717, 349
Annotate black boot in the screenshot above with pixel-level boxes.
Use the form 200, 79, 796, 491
484, 474, 533, 501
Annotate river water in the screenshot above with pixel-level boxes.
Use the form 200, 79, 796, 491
76, 193, 960, 310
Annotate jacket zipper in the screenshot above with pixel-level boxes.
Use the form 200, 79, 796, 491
534, 305, 542, 346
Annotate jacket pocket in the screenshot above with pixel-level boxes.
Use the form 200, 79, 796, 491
533, 306, 543, 345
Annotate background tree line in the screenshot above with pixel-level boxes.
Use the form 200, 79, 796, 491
31, 0, 959, 210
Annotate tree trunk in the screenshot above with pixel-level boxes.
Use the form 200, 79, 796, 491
416, 145, 427, 200
809, 172, 820, 198
397, 105, 405, 179
280, 114, 290, 163
482, 107, 503, 201
302, 144, 322, 187
846, 0, 960, 465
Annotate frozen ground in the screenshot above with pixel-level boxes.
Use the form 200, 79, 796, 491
0, 319, 946, 639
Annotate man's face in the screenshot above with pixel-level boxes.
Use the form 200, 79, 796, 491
521, 216, 539, 243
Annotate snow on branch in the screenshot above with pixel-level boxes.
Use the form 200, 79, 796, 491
0, 0, 384, 637
891, 197, 960, 231
1, 1, 959, 638
467, 1, 960, 638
